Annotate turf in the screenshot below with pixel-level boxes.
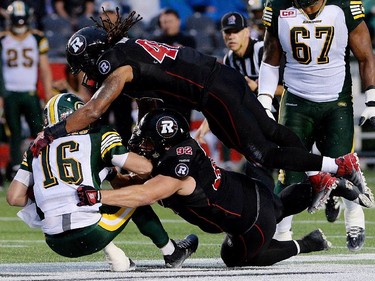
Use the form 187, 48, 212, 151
1, 168, 375, 264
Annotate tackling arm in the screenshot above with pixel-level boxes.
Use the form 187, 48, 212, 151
101, 175, 186, 208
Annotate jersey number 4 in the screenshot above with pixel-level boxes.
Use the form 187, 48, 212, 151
291, 26, 334, 65
135, 39, 179, 63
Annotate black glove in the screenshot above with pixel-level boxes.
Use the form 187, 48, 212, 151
77, 185, 101, 206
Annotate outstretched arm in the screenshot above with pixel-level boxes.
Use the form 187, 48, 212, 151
31, 65, 134, 157
65, 65, 134, 133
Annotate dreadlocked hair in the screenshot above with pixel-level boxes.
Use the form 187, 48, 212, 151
91, 9, 143, 45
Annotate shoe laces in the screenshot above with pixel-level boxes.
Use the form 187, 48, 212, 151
347, 226, 363, 238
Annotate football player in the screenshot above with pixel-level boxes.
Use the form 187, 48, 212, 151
76, 108, 373, 266
0, 1, 53, 180
6, 93, 198, 270
258, 0, 375, 250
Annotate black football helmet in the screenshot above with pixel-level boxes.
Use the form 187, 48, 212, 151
7, 1, 32, 34
128, 108, 191, 160
293, 0, 319, 8
66, 26, 109, 80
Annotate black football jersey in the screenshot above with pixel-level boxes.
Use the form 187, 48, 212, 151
94, 38, 218, 107
154, 138, 259, 234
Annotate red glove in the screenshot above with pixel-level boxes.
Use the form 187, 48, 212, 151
30, 120, 68, 157
77, 185, 101, 206
30, 130, 54, 157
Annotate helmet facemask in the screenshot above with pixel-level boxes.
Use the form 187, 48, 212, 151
293, 0, 320, 9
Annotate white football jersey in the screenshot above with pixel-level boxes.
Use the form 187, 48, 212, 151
0, 30, 48, 92
263, 0, 365, 102
16, 127, 128, 234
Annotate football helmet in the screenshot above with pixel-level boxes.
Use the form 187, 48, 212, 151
128, 108, 191, 160
43, 93, 84, 127
66, 26, 109, 79
7, 1, 32, 34
293, 0, 319, 9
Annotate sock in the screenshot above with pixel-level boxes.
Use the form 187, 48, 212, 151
321, 157, 338, 174
293, 240, 300, 254
160, 239, 175, 256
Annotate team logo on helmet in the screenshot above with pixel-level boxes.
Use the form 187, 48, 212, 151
98, 60, 111, 74
67, 35, 87, 55
175, 163, 189, 177
156, 116, 178, 139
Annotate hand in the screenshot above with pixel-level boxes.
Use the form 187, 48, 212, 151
359, 87, 375, 127
30, 130, 54, 157
258, 94, 276, 120
194, 118, 210, 144
77, 185, 101, 206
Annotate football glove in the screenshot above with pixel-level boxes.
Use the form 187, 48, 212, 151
30, 119, 68, 157
77, 185, 101, 206
258, 94, 275, 120
359, 87, 375, 127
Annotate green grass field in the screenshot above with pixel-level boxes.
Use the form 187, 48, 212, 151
1, 168, 375, 264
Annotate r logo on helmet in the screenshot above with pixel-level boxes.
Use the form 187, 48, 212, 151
68, 35, 87, 55
156, 116, 178, 138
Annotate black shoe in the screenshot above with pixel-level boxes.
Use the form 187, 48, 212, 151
347, 226, 365, 252
325, 195, 341, 222
164, 234, 198, 268
299, 229, 331, 253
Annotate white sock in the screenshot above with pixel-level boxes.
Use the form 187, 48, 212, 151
321, 156, 338, 174
160, 239, 175, 256
293, 240, 300, 254
276, 215, 293, 233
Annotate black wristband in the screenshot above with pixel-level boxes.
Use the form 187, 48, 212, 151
46, 119, 68, 139
105, 167, 117, 181
365, 85, 375, 91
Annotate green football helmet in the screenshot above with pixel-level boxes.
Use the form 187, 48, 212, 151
7, 1, 32, 34
43, 93, 84, 127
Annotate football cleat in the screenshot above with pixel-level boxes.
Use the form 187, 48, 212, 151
347, 226, 365, 252
333, 177, 375, 208
308, 172, 337, 213
299, 229, 331, 253
164, 234, 198, 268
325, 195, 341, 223
335, 153, 367, 194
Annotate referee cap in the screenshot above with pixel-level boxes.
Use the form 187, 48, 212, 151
220, 12, 247, 32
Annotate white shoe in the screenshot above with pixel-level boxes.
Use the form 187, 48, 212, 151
273, 230, 293, 241
103, 242, 136, 272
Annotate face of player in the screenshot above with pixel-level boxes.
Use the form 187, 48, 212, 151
222, 27, 250, 57
99, 11, 117, 29
159, 13, 180, 36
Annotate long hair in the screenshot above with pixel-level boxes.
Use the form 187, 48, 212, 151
91, 8, 142, 45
